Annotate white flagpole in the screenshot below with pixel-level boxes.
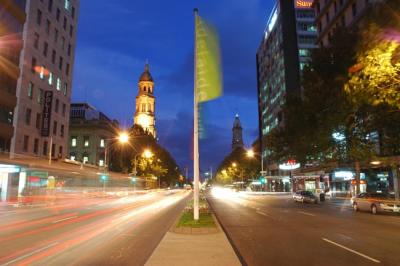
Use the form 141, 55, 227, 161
193, 8, 199, 221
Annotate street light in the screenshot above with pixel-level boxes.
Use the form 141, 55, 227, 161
232, 162, 237, 168
104, 131, 130, 172
143, 149, 153, 159
246, 148, 265, 176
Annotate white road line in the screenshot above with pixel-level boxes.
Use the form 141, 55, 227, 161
298, 211, 316, 217
322, 238, 381, 263
256, 211, 268, 216
52, 215, 78, 223
1, 242, 59, 266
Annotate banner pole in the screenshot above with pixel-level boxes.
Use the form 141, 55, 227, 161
193, 8, 199, 221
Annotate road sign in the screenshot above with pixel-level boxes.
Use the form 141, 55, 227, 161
260, 171, 267, 175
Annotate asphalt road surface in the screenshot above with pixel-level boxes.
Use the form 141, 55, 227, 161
0, 190, 190, 266
208, 191, 400, 266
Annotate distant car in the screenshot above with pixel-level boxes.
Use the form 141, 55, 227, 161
293, 190, 318, 204
352, 193, 399, 215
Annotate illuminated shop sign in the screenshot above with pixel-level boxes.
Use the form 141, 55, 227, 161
0, 164, 20, 173
295, 0, 313, 8
279, 160, 300, 170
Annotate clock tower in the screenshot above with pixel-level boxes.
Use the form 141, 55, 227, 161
134, 63, 156, 138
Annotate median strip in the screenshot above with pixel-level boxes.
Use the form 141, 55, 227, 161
322, 238, 381, 263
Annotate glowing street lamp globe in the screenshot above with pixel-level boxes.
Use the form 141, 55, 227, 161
246, 149, 255, 158
118, 132, 129, 143
143, 149, 153, 159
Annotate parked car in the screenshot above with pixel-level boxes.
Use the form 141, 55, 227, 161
293, 190, 318, 204
352, 193, 400, 214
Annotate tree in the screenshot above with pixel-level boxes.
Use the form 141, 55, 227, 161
215, 147, 260, 184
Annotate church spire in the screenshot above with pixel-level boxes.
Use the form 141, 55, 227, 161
232, 114, 244, 150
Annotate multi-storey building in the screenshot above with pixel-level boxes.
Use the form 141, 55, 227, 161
257, 0, 317, 170
11, 0, 79, 159
0, 0, 26, 152
68, 103, 118, 167
314, 0, 380, 47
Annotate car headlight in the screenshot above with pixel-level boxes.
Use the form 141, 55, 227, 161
380, 203, 387, 207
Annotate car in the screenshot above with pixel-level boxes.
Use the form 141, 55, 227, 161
352, 193, 399, 215
293, 190, 318, 204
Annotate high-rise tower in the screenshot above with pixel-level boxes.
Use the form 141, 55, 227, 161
232, 114, 244, 150
134, 63, 156, 137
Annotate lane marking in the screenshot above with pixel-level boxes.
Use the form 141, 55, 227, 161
298, 211, 316, 217
1, 242, 58, 266
256, 211, 268, 216
52, 215, 78, 223
322, 238, 381, 263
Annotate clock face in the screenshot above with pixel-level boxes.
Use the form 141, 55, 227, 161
137, 114, 152, 128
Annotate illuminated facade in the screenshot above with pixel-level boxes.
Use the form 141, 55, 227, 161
134, 63, 156, 138
256, 0, 316, 169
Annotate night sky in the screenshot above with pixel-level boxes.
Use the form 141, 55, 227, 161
72, 0, 274, 176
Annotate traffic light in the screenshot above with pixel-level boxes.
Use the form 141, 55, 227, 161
259, 176, 266, 184
100, 175, 108, 182
131, 177, 136, 183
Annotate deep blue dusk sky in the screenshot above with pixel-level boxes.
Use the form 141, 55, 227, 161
72, 0, 274, 175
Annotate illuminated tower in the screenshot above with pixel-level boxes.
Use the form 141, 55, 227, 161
134, 63, 156, 137
232, 114, 244, 150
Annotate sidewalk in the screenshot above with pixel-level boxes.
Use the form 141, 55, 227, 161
145, 217, 241, 266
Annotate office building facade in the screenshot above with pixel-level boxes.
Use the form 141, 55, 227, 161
257, 0, 317, 169
11, 0, 79, 159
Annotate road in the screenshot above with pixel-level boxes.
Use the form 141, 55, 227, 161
0, 190, 190, 266
208, 191, 400, 266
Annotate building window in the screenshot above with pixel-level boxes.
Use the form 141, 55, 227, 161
28, 82, 34, 99
70, 154, 76, 161
43, 141, 48, 155
352, 3, 357, 17
72, 6, 75, 18
58, 146, 63, 158
56, 8, 60, 21
25, 108, 32, 125
84, 136, 89, 147
37, 9, 42, 25
33, 33, 39, 49
36, 113, 41, 129
62, 103, 66, 116
39, 66, 46, 79
59, 56, 63, 70
53, 121, 57, 135
51, 144, 55, 158
83, 156, 89, 164
326, 12, 330, 24
48, 0, 53, 12
54, 29, 59, 42
23, 135, 29, 152
334, 1, 337, 13
63, 16, 67, 30
33, 138, 39, 154
100, 139, 105, 148
38, 88, 43, 104
63, 83, 68, 96
52, 50, 56, 64
55, 99, 59, 113
99, 160, 104, 167
66, 63, 70, 76
60, 124, 64, 137
71, 137, 77, 147
67, 44, 71, 56
64, 0, 71, 11
69, 25, 74, 37
31, 57, 37, 73
56, 78, 61, 91
48, 72, 53, 85
46, 19, 51, 35
43, 42, 48, 57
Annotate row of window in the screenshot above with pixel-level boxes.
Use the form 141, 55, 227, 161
33, 31, 73, 69
23, 135, 63, 157
30, 58, 69, 96
27, 82, 67, 110
69, 154, 104, 166
70, 137, 106, 148
138, 103, 154, 113
24, 108, 66, 137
